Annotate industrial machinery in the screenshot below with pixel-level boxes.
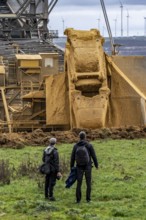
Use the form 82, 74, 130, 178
0, 1, 146, 132
46, 28, 146, 130
0, 0, 59, 39
1, 26, 146, 131
46, 28, 110, 129
0, 0, 64, 132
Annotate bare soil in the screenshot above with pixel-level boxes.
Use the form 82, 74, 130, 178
0, 126, 146, 148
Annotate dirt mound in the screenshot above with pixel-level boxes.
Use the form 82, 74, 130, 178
0, 126, 146, 148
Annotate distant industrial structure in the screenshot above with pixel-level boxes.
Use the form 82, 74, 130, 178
0, 0, 59, 40
0, 0, 64, 132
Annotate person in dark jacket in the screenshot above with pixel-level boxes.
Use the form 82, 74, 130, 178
42, 137, 61, 201
70, 131, 98, 203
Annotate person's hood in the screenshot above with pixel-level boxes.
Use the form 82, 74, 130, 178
76, 140, 88, 146
45, 145, 55, 155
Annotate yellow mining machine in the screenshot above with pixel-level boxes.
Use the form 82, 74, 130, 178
0, 28, 146, 131
46, 28, 110, 129
1, 0, 145, 132
46, 28, 146, 130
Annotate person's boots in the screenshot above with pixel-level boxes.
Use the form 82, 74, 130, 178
49, 196, 56, 201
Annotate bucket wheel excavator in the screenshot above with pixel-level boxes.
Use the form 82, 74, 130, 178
1, 2, 146, 131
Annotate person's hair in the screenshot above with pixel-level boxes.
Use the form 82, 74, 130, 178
79, 131, 86, 140
49, 137, 57, 145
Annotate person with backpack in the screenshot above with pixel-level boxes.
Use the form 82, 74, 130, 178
42, 137, 62, 201
70, 131, 98, 203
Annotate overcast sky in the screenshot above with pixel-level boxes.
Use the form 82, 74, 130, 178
49, 0, 146, 37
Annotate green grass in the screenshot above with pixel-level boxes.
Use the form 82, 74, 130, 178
0, 139, 146, 219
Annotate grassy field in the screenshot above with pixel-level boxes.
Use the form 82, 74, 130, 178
0, 139, 146, 220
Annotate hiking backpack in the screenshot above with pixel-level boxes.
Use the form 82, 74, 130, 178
75, 145, 90, 166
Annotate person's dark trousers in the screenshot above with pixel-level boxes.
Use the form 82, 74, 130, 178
76, 165, 92, 202
45, 172, 57, 198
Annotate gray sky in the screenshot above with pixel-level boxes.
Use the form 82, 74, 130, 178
49, 0, 146, 37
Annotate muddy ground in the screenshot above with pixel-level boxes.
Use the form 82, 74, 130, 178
1, 126, 146, 148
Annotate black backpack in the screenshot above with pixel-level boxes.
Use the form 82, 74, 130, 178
39, 147, 54, 175
75, 145, 90, 166
39, 162, 50, 175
